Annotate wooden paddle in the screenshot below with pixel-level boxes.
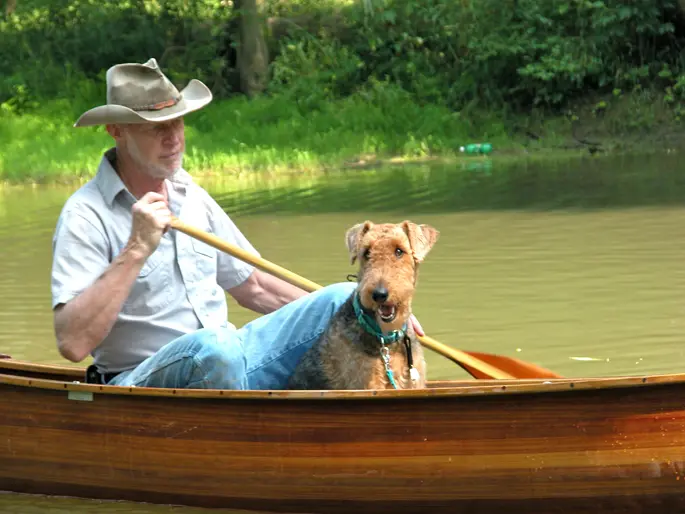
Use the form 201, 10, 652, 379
170, 217, 562, 380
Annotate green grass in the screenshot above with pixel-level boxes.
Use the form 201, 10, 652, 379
1, 86, 683, 185
0, 89, 509, 183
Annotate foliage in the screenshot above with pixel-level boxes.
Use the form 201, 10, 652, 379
268, 0, 684, 110
3, 0, 685, 129
0, 85, 516, 183
268, 33, 365, 111
0, 0, 232, 113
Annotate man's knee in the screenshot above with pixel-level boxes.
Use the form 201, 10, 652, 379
188, 328, 247, 389
313, 281, 356, 308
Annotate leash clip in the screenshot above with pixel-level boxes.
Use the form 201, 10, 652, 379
403, 335, 418, 384
380, 343, 398, 389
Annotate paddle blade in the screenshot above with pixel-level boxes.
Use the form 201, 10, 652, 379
461, 351, 563, 379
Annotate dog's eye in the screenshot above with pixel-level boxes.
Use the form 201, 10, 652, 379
395, 248, 404, 258
363, 248, 371, 260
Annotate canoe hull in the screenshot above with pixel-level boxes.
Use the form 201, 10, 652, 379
2, 362, 685, 513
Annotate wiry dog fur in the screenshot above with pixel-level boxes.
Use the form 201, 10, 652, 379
288, 220, 439, 390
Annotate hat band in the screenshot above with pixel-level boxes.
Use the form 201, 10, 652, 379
130, 94, 182, 112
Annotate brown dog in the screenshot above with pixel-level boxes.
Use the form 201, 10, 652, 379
288, 220, 439, 390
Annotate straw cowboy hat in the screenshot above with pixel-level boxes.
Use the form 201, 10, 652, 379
74, 58, 213, 127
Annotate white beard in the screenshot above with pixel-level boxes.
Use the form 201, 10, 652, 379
126, 134, 183, 179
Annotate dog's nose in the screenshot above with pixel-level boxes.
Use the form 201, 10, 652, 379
372, 286, 389, 303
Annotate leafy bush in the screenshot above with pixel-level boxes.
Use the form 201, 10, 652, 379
2, 0, 684, 115
0, 0, 231, 112
269, 0, 683, 110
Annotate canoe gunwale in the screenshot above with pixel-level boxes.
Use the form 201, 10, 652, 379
2, 358, 685, 400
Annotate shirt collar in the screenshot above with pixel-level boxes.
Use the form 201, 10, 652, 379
94, 148, 126, 207
94, 147, 193, 207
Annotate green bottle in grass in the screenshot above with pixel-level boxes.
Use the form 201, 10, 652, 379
459, 143, 493, 155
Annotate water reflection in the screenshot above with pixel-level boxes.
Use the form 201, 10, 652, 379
208, 153, 685, 217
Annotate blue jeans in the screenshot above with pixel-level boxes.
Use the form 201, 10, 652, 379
109, 282, 356, 390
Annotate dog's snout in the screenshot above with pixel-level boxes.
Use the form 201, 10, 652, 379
372, 286, 389, 303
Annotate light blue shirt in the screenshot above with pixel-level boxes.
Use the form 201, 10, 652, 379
51, 148, 258, 373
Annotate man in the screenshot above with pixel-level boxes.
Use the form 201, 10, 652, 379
51, 58, 423, 390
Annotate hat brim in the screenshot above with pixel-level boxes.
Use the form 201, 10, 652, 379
73, 79, 213, 127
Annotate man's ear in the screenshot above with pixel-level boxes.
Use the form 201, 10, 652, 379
401, 221, 439, 263
105, 123, 126, 142
345, 221, 373, 264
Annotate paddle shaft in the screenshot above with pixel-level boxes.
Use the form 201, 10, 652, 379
170, 217, 515, 380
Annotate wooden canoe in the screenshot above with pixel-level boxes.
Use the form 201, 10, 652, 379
1, 357, 685, 513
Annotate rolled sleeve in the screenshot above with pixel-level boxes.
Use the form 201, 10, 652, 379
51, 209, 110, 309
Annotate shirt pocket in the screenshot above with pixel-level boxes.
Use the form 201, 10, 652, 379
138, 249, 163, 277
192, 237, 218, 277
120, 245, 173, 316
192, 238, 216, 258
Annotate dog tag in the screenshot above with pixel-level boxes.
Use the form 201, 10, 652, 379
410, 367, 420, 382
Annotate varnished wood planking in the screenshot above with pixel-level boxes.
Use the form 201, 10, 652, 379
4, 382, 685, 446
3, 477, 685, 514
3, 390, 685, 502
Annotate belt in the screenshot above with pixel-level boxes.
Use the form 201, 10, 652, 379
85, 364, 121, 385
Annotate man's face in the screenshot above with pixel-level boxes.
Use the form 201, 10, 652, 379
110, 118, 186, 179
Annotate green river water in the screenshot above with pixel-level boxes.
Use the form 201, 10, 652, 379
1, 153, 684, 512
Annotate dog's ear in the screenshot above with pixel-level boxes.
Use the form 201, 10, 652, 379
402, 221, 439, 263
345, 221, 373, 264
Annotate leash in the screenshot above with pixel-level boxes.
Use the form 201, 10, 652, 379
351, 292, 418, 389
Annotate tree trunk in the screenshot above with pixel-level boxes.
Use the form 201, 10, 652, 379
234, 0, 269, 98
5, 0, 17, 16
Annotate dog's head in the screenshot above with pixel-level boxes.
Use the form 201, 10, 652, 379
345, 220, 439, 330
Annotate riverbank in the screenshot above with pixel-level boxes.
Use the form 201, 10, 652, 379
1, 87, 683, 185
